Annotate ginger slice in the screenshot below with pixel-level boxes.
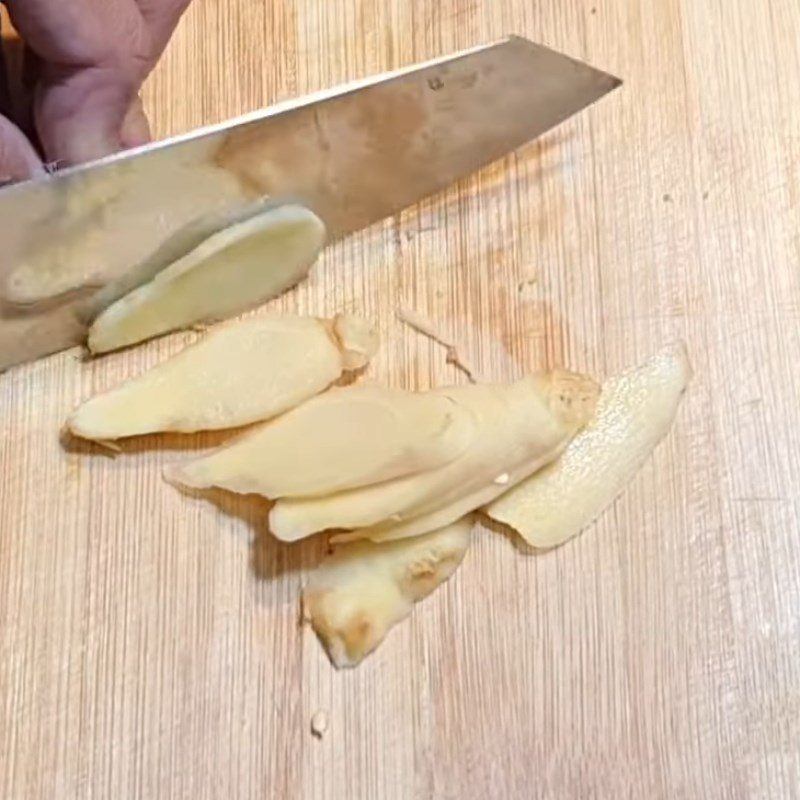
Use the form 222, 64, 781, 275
485, 343, 691, 548
303, 517, 472, 668
270, 370, 599, 542
81, 197, 279, 324
333, 454, 539, 544
166, 382, 476, 500
87, 204, 325, 353
68, 314, 376, 440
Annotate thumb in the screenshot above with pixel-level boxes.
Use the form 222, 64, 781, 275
0, 112, 43, 183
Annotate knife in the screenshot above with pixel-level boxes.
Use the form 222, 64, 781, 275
0, 36, 619, 370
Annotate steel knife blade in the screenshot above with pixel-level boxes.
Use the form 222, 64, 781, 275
0, 36, 620, 369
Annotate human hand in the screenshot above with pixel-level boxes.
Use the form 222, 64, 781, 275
0, 0, 191, 181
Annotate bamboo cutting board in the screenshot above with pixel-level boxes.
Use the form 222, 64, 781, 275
2, 0, 799, 797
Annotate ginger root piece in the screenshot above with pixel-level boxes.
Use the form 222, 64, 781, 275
484, 343, 691, 548
87, 204, 326, 353
166, 383, 476, 500
68, 314, 376, 441
303, 517, 472, 668
270, 370, 599, 542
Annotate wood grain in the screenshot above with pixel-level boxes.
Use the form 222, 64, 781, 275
2, 0, 800, 797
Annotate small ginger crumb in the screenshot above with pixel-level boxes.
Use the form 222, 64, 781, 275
311, 710, 329, 738
445, 346, 478, 382
397, 306, 479, 383
494, 473, 510, 485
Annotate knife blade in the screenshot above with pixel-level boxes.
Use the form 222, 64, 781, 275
0, 36, 620, 370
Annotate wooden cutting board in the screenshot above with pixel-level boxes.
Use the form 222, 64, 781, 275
2, 1, 799, 797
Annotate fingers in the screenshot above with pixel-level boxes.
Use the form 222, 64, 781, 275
5, 0, 190, 167
33, 66, 139, 164
7, 0, 190, 76
34, 73, 151, 164
4, 1, 127, 67
0, 113, 42, 182
135, 0, 194, 56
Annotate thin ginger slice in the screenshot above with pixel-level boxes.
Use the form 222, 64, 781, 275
82, 197, 279, 324
269, 370, 599, 542
303, 517, 472, 668
333, 455, 539, 544
484, 343, 691, 548
166, 382, 476, 500
88, 204, 325, 353
68, 314, 376, 440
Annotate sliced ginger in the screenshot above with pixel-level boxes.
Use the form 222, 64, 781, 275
166, 382, 476, 500
81, 197, 279, 324
68, 313, 377, 441
268, 370, 599, 542
88, 204, 326, 353
484, 343, 691, 548
303, 517, 472, 668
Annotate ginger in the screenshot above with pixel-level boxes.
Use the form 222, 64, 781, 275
68, 314, 377, 440
267, 370, 598, 542
303, 518, 472, 668
88, 204, 325, 353
485, 343, 691, 547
